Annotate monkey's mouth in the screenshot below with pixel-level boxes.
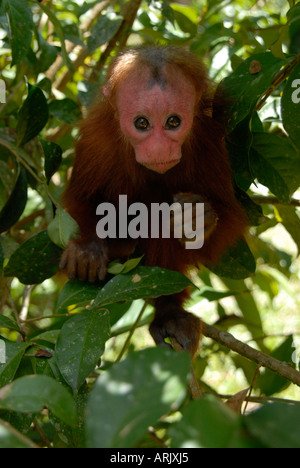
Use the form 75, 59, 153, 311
143, 159, 181, 174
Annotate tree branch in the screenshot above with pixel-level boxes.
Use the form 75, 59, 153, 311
200, 320, 300, 388
251, 195, 300, 207
49, 1, 110, 90
256, 52, 300, 111
89, 0, 143, 82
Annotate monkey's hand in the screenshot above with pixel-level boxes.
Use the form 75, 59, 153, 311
171, 192, 218, 246
59, 238, 109, 283
150, 299, 201, 356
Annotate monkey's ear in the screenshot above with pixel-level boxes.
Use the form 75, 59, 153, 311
101, 84, 110, 97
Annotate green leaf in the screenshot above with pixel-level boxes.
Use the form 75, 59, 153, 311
207, 239, 256, 280
48, 207, 79, 249
87, 14, 123, 53
0, 316, 22, 333
121, 256, 144, 274
106, 260, 125, 275
276, 205, 300, 255
48, 98, 82, 125
0, 340, 28, 387
4, 230, 62, 284
245, 402, 300, 448
55, 309, 110, 392
0, 419, 38, 448
255, 336, 295, 396
197, 286, 239, 302
93, 266, 192, 307
35, 31, 58, 73
226, 110, 254, 191
171, 10, 197, 36
37, 2, 73, 75
40, 138, 62, 184
106, 256, 144, 275
170, 3, 199, 23
282, 61, 300, 148
16, 85, 49, 147
0, 241, 3, 274
169, 395, 242, 448
0, 166, 28, 234
221, 53, 285, 130
250, 132, 300, 202
287, 3, 300, 44
250, 149, 290, 203
56, 280, 101, 311
221, 278, 263, 332
0, 375, 77, 427
2, 0, 33, 65
86, 347, 190, 448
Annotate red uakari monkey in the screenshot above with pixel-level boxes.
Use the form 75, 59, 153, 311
60, 46, 248, 355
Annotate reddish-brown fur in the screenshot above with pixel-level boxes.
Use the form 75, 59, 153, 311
62, 46, 248, 354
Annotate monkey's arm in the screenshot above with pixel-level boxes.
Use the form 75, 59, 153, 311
171, 192, 218, 245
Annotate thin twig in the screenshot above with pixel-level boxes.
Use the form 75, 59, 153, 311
201, 320, 300, 388
46, 1, 110, 82
21, 313, 71, 323
0, 140, 58, 208
251, 195, 300, 207
208, 392, 300, 405
19, 285, 34, 322
89, 0, 143, 82
256, 52, 300, 111
170, 337, 203, 399
115, 301, 148, 362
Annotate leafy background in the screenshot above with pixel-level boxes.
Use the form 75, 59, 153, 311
0, 0, 300, 448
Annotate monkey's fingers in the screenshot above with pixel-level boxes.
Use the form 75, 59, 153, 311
150, 308, 201, 356
77, 253, 89, 282
97, 262, 107, 282
59, 249, 68, 271
59, 244, 78, 280
203, 206, 218, 239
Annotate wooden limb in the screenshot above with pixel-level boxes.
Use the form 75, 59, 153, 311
46, 1, 110, 84
251, 195, 300, 207
201, 320, 300, 388
256, 52, 300, 111
170, 337, 203, 399
89, 0, 143, 82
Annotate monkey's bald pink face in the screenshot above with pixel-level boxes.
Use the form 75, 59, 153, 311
114, 68, 198, 174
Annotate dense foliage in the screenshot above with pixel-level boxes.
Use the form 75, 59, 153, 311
0, 0, 300, 448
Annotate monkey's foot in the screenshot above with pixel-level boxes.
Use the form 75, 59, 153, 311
149, 304, 201, 356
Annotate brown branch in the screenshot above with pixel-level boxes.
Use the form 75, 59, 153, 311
256, 52, 300, 111
89, 0, 143, 82
170, 337, 203, 399
201, 320, 300, 388
49, 1, 110, 90
251, 195, 300, 207
53, 0, 142, 92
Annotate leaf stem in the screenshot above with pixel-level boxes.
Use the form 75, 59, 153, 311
115, 301, 148, 362
0, 140, 59, 208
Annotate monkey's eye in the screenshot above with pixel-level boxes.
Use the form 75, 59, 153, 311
165, 115, 181, 130
134, 117, 150, 131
